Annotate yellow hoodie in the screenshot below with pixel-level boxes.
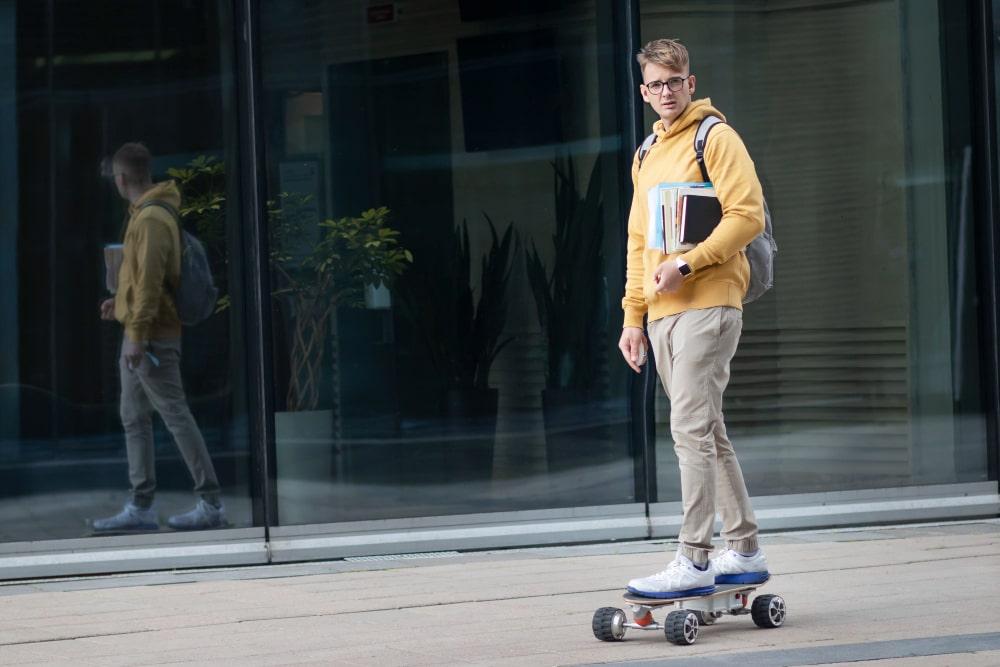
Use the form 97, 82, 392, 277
114, 181, 183, 342
622, 98, 764, 329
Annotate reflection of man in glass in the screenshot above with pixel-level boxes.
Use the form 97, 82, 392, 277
94, 142, 226, 532
619, 40, 768, 597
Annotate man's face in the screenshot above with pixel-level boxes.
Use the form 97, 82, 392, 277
640, 62, 695, 126
112, 161, 128, 199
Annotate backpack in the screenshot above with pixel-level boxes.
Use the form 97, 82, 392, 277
638, 117, 776, 304
138, 199, 218, 326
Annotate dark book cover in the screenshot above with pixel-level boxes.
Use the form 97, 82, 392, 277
681, 194, 722, 244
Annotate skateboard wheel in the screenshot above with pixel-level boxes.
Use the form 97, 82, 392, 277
592, 607, 627, 642
751, 594, 786, 628
664, 610, 699, 645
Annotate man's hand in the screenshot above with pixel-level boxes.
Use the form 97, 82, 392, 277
99, 298, 115, 321
618, 327, 648, 374
653, 259, 687, 293
122, 339, 145, 370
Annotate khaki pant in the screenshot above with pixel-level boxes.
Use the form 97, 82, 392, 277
647, 306, 758, 566
120, 337, 220, 507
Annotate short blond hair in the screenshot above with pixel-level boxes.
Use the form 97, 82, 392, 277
636, 39, 689, 74
113, 142, 152, 185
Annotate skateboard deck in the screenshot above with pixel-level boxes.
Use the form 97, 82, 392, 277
623, 578, 768, 607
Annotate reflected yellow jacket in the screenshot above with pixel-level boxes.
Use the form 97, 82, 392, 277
114, 181, 182, 342
622, 99, 765, 328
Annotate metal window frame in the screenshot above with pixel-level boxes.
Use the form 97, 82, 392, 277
267, 504, 649, 563
0, 481, 993, 580
975, 0, 1000, 483
651, 481, 1000, 537
233, 0, 278, 532
620, 0, 660, 506
0, 528, 266, 580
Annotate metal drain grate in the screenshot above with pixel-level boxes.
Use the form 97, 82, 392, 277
344, 551, 462, 563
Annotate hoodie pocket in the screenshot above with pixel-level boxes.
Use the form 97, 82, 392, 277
643, 279, 659, 304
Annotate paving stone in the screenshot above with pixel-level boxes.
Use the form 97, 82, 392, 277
0, 521, 998, 665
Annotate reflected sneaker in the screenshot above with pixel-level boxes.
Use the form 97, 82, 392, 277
711, 548, 770, 584
167, 499, 227, 531
92, 502, 159, 532
626, 555, 716, 599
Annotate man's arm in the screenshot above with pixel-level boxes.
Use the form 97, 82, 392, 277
125, 213, 172, 343
678, 125, 764, 272
622, 152, 648, 329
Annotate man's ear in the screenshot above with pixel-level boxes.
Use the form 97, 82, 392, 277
688, 74, 697, 95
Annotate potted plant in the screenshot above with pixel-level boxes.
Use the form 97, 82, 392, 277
269, 198, 411, 411
268, 197, 411, 519
526, 156, 615, 474
397, 214, 519, 481
166, 158, 411, 517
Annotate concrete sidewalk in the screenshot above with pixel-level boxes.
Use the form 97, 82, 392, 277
0, 520, 998, 666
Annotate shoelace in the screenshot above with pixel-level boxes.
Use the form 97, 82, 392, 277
716, 548, 736, 562
716, 549, 743, 567
648, 559, 686, 580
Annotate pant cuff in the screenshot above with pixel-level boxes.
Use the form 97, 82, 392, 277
680, 545, 711, 567
727, 536, 759, 554
131, 495, 154, 510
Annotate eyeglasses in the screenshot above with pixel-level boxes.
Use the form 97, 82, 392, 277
98, 157, 125, 181
644, 76, 690, 95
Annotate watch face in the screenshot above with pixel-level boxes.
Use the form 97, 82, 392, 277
679, 263, 692, 276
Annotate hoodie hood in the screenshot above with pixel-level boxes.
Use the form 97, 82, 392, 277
653, 98, 726, 141
130, 180, 182, 215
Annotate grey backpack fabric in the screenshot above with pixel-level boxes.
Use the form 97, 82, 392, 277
637, 117, 776, 304
138, 200, 218, 326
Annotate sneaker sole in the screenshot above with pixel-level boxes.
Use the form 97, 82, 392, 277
91, 524, 159, 534
167, 521, 228, 531
715, 572, 770, 585
625, 585, 716, 599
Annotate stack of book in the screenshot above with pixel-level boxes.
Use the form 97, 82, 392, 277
646, 182, 722, 254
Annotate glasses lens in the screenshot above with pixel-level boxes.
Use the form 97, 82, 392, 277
100, 157, 114, 180
667, 77, 684, 92
647, 81, 663, 94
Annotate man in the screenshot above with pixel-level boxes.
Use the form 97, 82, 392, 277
94, 142, 226, 532
619, 39, 768, 597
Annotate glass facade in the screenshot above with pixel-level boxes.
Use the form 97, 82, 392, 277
258, 0, 634, 525
639, 0, 993, 502
0, 0, 996, 575
0, 1, 253, 542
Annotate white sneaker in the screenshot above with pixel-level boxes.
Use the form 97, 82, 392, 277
92, 502, 159, 532
711, 548, 770, 584
167, 499, 227, 530
626, 555, 716, 599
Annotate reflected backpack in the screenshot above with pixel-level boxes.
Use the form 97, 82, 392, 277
637, 116, 777, 304
138, 199, 218, 326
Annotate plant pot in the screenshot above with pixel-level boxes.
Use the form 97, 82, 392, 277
341, 388, 496, 487
440, 387, 498, 482
541, 387, 620, 476
274, 409, 336, 525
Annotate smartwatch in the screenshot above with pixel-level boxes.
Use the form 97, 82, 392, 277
676, 259, 692, 277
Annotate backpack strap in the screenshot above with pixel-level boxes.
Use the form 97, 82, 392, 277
694, 116, 725, 182
137, 199, 183, 290
637, 132, 657, 170
137, 199, 183, 253
138, 199, 181, 222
